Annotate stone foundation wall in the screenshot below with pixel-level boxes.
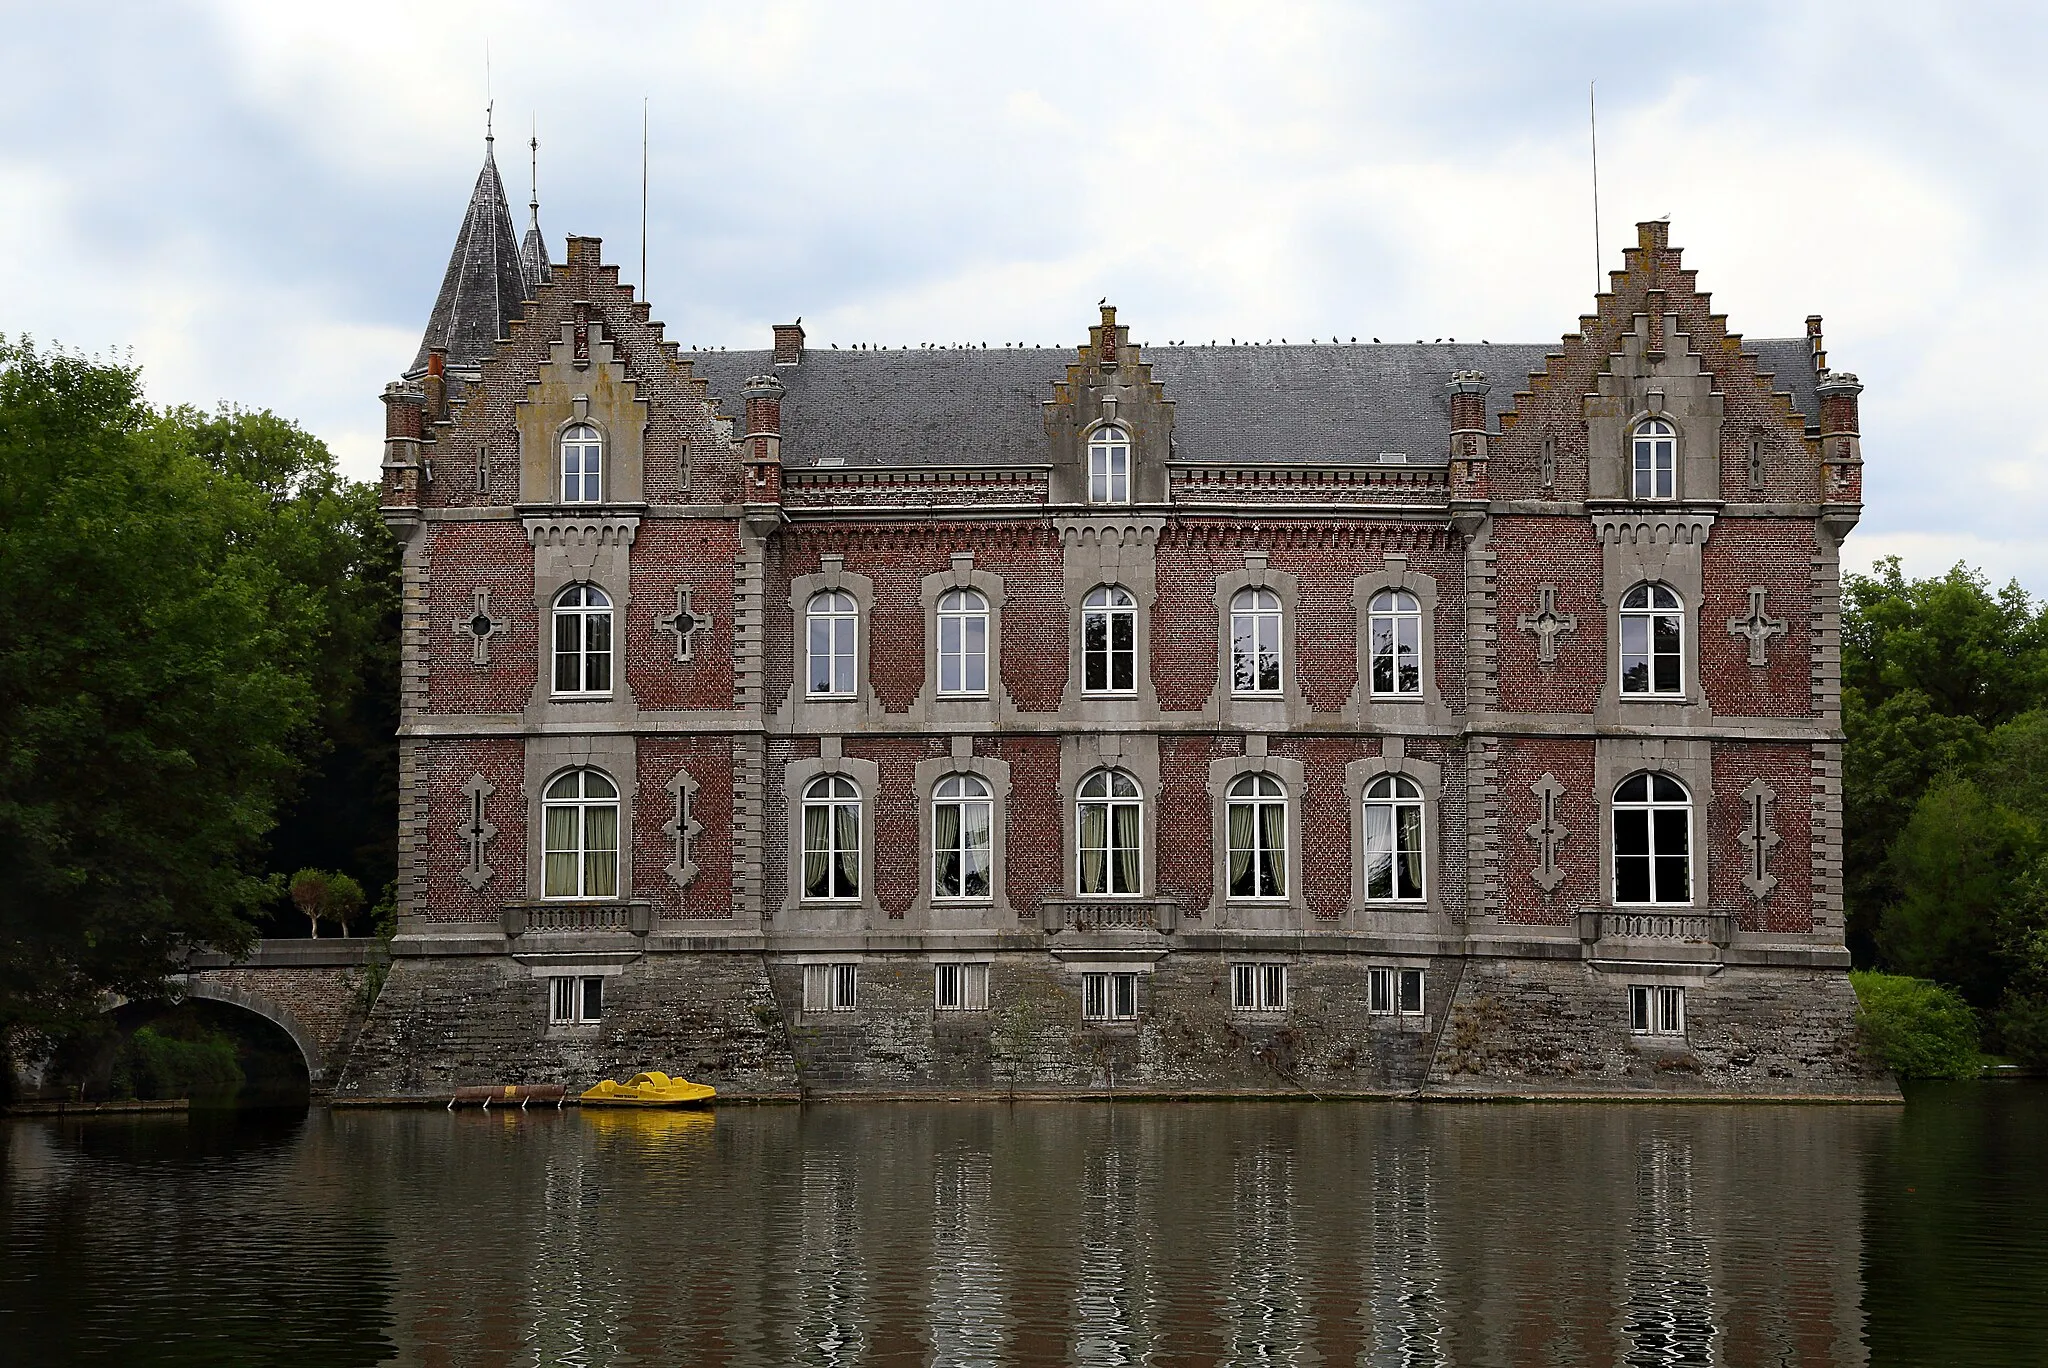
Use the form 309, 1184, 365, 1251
334, 946, 1893, 1101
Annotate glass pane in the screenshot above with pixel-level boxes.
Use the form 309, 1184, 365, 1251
584, 807, 618, 897
1112, 803, 1141, 895
1397, 617, 1420, 694
833, 622, 856, 695
1370, 970, 1391, 1014
580, 977, 603, 1022
964, 617, 986, 692
963, 803, 992, 899
1084, 614, 1107, 692
808, 619, 833, 693
1371, 619, 1395, 694
1258, 617, 1281, 691
1232, 617, 1257, 692
1615, 809, 1649, 857
1364, 804, 1393, 900
1616, 855, 1651, 904
1655, 856, 1690, 904
1111, 613, 1134, 691
1653, 808, 1688, 858
1653, 615, 1681, 692
1396, 803, 1424, 900
1114, 973, 1136, 1019
1632, 988, 1650, 1032
1398, 970, 1423, 1014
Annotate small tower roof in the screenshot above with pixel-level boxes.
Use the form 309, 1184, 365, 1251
410, 136, 528, 375
519, 126, 552, 296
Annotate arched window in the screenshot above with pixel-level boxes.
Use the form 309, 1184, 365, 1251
1620, 583, 1684, 696
1363, 774, 1425, 902
802, 775, 861, 901
1082, 586, 1138, 694
1077, 769, 1143, 896
543, 769, 619, 899
552, 585, 613, 695
806, 590, 859, 697
1230, 588, 1283, 695
932, 774, 994, 900
560, 424, 604, 503
1631, 419, 1676, 500
937, 589, 990, 696
1368, 590, 1423, 696
1088, 426, 1131, 504
1614, 773, 1691, 905
1226, 773, 1287, 899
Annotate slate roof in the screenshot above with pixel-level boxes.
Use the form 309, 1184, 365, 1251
410, 140, 528, 376
687, 337, 1824, 470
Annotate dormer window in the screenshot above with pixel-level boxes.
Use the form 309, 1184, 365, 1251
1631, 420, 1676, 500
560, 424, 603, 503
1088, 426, 1131, 504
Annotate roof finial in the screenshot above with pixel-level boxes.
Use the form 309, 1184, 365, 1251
528, 115, 539, 230
486, 99, 494, 143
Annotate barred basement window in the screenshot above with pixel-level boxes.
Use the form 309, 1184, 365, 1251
1630, 985, 1685, 1036
1631, 419, 1676, 500
1369, 966, 1425, 1016
1082, 971, 1139, 1022
1230, 587, 1283, 694
1231, 963, 1287, 1012
934, 962, 990, 1012
549, 976, 604, 1025
803, 963, 859, 1013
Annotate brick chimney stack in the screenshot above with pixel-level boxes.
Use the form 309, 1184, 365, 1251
773, 320, 805, 367
1448, 370, 1491, 501
742, 373, 786, 507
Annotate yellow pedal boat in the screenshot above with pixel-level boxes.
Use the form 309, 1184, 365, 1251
579, 1071, 717, 1107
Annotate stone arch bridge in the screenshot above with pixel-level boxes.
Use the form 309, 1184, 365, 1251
171, 940, 387, 1092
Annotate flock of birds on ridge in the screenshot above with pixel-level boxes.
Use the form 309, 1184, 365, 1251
681, 337, 1493, 352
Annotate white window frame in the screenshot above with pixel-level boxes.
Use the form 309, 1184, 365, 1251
931, 773, 995, 902
934, 962, 990, 1012
1225, 773, 1288, 900
1231, 963, 1288, 1013
1613, 772, 1693, 906
1088, 426, 1132, 504
803, 962, 860, 1013
805, 590, 860, 697
551, 584, 613, 697
541, 769, 620, 900
1369, 966, 1425, 1016
1620, 582, 1685, 697
549, 975, 605, 1025
800, 775, 863, 902
1082, 970, 1140, 1022
1229, 587, 1284, 695
1631, 419, 1677, 500
1076, 768, 1144, 897
1363, 774, 1427, 903
1630, 984, 1686, 1036
1081, 586, 1138, 695
936, 588, 991, 696
559, 423, 604, 503
1367, 590, 1423, 697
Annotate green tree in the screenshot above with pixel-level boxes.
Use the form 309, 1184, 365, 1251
289, 868, 332, 939
1881, 779, 2038, 1008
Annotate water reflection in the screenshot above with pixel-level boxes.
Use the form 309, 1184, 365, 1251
17, 1093, 2038, 1366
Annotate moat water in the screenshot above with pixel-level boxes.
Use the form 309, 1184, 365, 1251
2, 1088, 2044, 1366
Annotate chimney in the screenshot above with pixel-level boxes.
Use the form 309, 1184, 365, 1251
564, 235, 601, 270
1098, 302, 1118, 371
1447, 370, 1491, 501
742, 373, 786, 506
1806, 315, 1828, 376
1817, 370, 1863, 507
773, 320, 805, 366
422, 348, 448, 422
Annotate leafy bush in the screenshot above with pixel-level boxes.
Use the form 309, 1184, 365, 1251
1852, 971, 1982, 1080
123, 1025, 244, 1100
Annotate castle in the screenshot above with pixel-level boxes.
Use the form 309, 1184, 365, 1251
337, 133, 1890, 1098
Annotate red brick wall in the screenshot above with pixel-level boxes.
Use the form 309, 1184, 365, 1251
634, 738, 735, 918
846, 737, 947, 917
1158, 735, 1227, 914
1494, 516, 1605, 715
1701, 520, 1814, 718
422, 738, 526, 920
427, 522, 537, 714
1711, 743, 1813, 933
627, 519, 738, 711
1273, 736, 1378, 921
1497, 737, 1597, 926
986, 736, 1062, 912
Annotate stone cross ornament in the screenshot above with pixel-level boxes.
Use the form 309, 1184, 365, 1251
1726, 586, 1788, 667
1517, 584, 1578, 665
1526, 772, 1570, 893
656, 586, 710, 663
458, 589, 507, 666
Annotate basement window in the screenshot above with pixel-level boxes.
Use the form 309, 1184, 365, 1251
548, 976, 604, 1026
1082, 971, 1139, 1022
1630, 985, 1686, 1036
1231, 963, 1288, 1012
803, 962, 860, 1013
1369, 966, 1426, 1017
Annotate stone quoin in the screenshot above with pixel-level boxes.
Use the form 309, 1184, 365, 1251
339, 135, 1891, 1100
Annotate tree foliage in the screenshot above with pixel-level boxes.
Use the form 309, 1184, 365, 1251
1850, 972, 1982, 1081
0, 341, 395, 1078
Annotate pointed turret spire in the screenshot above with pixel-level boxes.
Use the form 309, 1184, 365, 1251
409, 127, 529, 376
519, 120, 552, 295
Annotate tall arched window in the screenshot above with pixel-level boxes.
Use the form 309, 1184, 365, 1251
802, 775, 861, 901
932, 774, 994, 900
1230, 588, 1283, 695
1082, 586, 1138, 694
1631, 419, 1676, 500
560, 424, 604, 503
1226, 773, 1287, 899
1077, 769, 1142, 896
1088, 426, 1131, 504
806, 590, 859, 697
937, 589, 990, 696
552, 585, 613, 695
543, 769, 619, 899
1368, 590, 1423, 696
1363, 774, 1425, 902
1614, 773, 1691, 905
1620, 583, 1684, 696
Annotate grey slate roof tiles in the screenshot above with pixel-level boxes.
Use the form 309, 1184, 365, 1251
688, 337, 1824, 470
410, 141, 529, 376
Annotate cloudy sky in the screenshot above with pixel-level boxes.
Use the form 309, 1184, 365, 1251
3, 3, 2040, 587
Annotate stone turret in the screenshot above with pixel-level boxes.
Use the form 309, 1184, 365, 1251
409, 135, 529, 376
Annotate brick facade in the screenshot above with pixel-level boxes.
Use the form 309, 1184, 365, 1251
344, 171, 1887, 1099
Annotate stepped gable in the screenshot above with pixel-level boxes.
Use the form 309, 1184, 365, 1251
690, 332, 1819, 472
410, 137, 530, 377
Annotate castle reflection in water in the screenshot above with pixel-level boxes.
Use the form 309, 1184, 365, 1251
345, 1102, 1882, 1366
